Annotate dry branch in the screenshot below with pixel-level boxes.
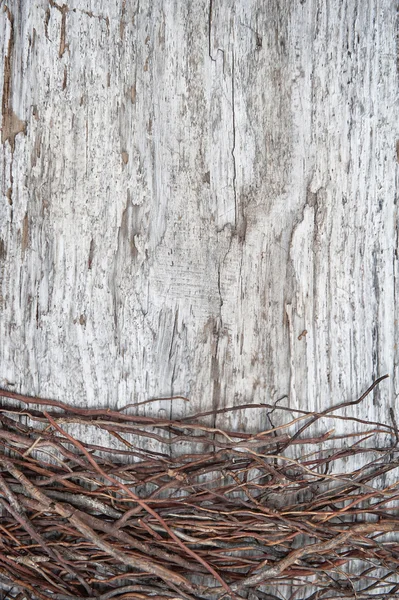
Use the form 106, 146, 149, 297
0, 376, 397, 600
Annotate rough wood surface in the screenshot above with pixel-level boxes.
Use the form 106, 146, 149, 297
0, 0, 398, 435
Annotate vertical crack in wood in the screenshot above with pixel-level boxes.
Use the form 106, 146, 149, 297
212, 264, 223, 430
120, 0, 127, 40
59, 7, 67, 57
211, 320, 221, 434
49, 1, 69, 58
44, 7, 51, 40
231, 50, 237, 231
1, 7, 27, 151
372, 248, 381, 406
396, 1, 399, 76
21, 213, 29, 257
168, 309, 179, 458
208, 0, 216, 62
1, 5, 27, 209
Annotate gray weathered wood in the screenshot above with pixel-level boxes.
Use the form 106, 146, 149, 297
1, 0, 398, 438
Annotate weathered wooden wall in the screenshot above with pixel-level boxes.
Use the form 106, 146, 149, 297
1, 0, 398, 433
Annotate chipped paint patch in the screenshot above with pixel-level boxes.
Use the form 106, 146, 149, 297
1, 7, 27, 151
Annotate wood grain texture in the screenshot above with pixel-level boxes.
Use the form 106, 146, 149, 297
0, 0, 398, 437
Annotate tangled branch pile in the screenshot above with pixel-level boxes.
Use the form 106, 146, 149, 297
0, 376, 398, 600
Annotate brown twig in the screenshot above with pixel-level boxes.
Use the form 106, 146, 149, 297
0, 377, 395, 600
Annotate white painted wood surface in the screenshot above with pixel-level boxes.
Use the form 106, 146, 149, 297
0, 0, 398, 436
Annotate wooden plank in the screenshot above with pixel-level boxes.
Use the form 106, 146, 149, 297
0, 0, 397, 441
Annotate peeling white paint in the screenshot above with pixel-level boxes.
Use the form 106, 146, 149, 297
0, 0, 398, 437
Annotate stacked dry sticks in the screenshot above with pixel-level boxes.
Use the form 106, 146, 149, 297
0, 376, 398, 599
